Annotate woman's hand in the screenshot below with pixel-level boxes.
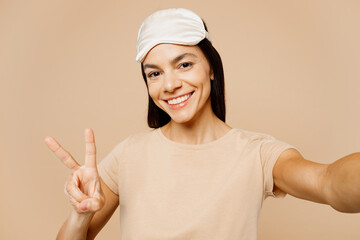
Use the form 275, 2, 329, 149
45, 128, 105, 215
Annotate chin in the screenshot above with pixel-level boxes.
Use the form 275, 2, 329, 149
169, 114, 194, 125
168, 110, 202, 125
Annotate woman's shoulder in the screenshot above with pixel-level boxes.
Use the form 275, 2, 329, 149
104, 129, 158, 158
231, 128, 278, 142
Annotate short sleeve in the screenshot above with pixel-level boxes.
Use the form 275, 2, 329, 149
97, 142, 126, 195
260, 137, 296, 199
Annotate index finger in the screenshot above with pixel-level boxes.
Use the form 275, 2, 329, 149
84, 128, 97, 169
44, 136, 80, 172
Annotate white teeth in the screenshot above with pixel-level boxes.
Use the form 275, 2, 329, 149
168, 93, 192, 105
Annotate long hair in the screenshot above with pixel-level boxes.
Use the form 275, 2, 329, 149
140, 24, 226, 128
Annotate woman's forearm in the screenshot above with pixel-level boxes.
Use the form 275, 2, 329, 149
325, 152, 360, 213
57, 210, 94, 240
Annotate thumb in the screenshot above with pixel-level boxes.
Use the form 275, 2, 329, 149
80, 198, 103, 212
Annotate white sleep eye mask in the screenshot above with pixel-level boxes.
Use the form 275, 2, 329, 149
136, 8, 212, 62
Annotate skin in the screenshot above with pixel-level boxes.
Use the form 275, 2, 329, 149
45, 43, 360, 240
143, 44, 231, 144
45, 129, 118, 240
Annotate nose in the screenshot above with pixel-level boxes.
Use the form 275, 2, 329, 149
161, 72, 182, 93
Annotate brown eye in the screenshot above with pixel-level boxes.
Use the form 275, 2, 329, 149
180, 62, 192, 69
148, 72, 160, 78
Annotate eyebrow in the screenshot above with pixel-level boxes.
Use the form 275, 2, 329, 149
143, 53, 198, 71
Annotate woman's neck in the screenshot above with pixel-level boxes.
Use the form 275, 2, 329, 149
160, 110, 232, 145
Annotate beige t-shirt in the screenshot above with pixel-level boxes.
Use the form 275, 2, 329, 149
98, 128, 295, 239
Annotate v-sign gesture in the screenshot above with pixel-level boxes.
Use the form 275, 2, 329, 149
45, 128, 105, 214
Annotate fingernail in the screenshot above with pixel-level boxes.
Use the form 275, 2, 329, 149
86, 202, 90, 209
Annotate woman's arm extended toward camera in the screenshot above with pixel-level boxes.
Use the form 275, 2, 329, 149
323, 152, 360, 212
273, 148, 360, 213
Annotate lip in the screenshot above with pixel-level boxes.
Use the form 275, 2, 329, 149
163, 91, 194, 101
164, 91, 194, 110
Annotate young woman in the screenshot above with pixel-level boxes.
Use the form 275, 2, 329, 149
45, 8, 360, 240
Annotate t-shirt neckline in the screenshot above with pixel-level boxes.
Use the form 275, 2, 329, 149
155, 127, 237, 150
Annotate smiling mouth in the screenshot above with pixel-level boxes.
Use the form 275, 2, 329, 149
166, 92, 194, 105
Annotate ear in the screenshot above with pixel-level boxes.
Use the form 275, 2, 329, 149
210, 68, 214, 81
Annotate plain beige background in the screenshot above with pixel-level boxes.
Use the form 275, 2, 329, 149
1, 0, 359, 239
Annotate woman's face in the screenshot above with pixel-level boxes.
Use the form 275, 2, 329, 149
143, 44, 213, 125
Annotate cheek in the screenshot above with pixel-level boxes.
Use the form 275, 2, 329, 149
199, 77, 212, 102
147, 83, 160, 101
203, 81, 212, 99
148, 86, 166, 110
198, 71, 212, 93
